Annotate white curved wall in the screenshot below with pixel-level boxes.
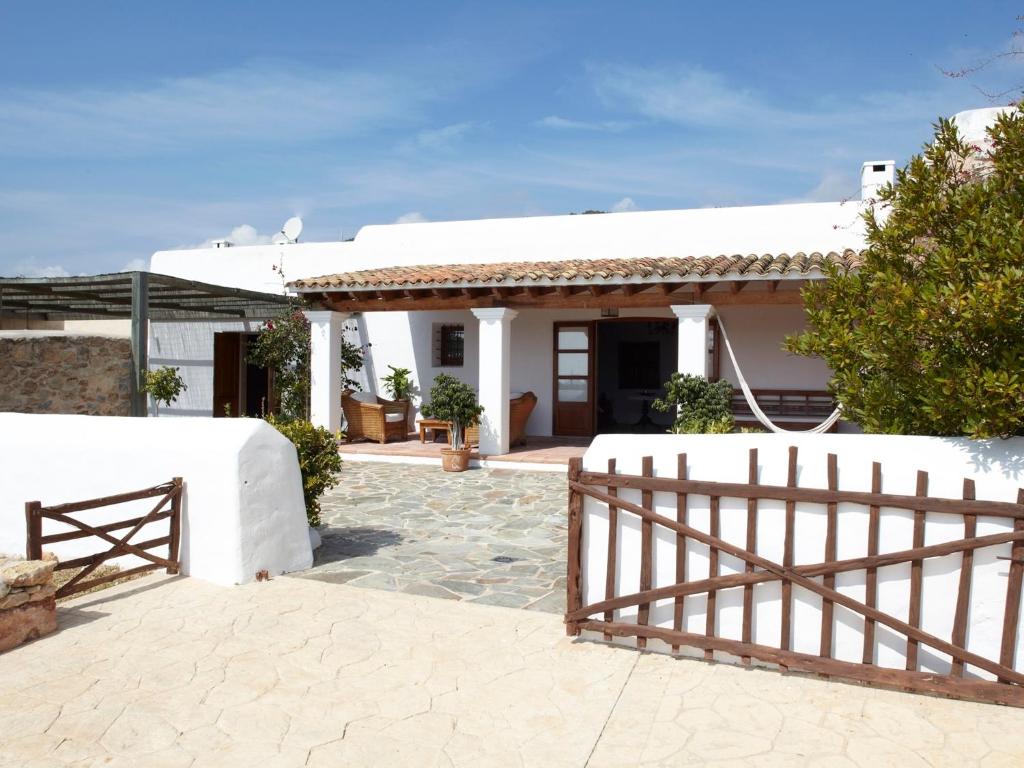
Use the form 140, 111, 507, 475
0, 413, 311, 585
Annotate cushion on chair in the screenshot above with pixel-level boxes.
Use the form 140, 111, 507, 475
351, 391, 377, 404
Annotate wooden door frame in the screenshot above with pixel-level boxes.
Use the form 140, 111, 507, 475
553, 315, 686, 437
552, 320, 597, 437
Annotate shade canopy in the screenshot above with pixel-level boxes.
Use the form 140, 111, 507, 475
0, 271, 293, 321
0, 271, 300, 418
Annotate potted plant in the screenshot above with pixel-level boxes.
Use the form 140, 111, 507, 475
381, 365, 414, 401
420, 373, 483, 472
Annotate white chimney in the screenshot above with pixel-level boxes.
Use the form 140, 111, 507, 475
861, 160, 895, 202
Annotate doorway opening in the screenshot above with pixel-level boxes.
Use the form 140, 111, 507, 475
595, 319, 677, 434
213, 332, 274, 418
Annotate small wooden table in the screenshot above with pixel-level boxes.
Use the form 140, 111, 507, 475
417, 418, 451, 444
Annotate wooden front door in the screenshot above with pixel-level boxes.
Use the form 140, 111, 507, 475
553, 321, 595, 436
212, 332, 241, 417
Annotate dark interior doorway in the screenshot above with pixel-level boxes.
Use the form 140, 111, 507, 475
213, 332, 273, 418
595, 319, 677, 434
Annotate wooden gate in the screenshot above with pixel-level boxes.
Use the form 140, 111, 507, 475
26, 478, 183, 599
565, 450, 1024, 706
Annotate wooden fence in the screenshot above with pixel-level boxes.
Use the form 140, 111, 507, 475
26, 478, 183, 599
565, 449, 1024, 706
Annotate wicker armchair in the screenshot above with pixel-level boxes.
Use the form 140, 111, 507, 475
463, 391, 537, 448
341, 390, 409, 444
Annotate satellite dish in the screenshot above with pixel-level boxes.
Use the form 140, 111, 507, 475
280, 216, 303, 244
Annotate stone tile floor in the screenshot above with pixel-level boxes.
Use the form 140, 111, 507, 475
300, 462, 568, 613
3, 574, 1023, 767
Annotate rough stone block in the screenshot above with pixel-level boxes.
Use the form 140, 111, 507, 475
0, 559, 56, 588
0, 597, 56, 653
0, 591, 29, 610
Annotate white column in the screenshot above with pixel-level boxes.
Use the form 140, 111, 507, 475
471, 308, 518, 455
671, 304, 715, 378
305, 310, 350, 433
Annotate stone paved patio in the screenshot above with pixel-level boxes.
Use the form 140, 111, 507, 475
3, 574, 1024, 767
300, 462, 567, 613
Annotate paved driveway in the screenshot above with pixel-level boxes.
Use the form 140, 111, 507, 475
300, 461, 568, 613
4, 575, 1023, 767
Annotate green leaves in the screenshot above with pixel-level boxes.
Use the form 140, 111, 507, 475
653, 373, 735, 434
786, 105, 1024, 439
141, 366, 187, 408
265, 415, 342, 527
381, 365, 414, 400
420, 374, 483, 450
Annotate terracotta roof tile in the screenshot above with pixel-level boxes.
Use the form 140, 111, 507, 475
290, 251, 862, 291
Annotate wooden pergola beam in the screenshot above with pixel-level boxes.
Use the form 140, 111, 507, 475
318, 282, 804, 313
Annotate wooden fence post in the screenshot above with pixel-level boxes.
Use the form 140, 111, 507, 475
566, 457, 584, 636
167, 477, 183, 574
25, 501, 42, 560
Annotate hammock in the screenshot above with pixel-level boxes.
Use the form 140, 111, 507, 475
715, 312, 843, 434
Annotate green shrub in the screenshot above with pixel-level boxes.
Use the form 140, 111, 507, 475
265, 416, 342, 527
142, 365, 187, 413
420, 373, 483, 450
653, 373, 735, 434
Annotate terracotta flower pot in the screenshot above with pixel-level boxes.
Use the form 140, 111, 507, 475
441, 447, 472, 472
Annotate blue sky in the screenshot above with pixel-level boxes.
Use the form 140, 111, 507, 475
1, 1, 1021, 276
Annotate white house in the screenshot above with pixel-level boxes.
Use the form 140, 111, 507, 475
150, 190, 877, 452
146, 108, 1008, 455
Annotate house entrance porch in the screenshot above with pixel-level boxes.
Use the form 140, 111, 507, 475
292, 252, 851, 453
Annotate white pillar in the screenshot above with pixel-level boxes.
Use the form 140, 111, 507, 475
305, 310, 350, 434
471, 307, 518, 455
671, 304, 715, 378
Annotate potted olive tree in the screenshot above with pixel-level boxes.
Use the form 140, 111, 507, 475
420, 373, 483, 472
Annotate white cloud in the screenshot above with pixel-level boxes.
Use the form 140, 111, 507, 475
10, 262, 71, 278
403, 121, 478, 152
611, 196, 638, 212
393, 212, 428, 225
195, 224, 274, 249
588, 62, 779, 128
0, 62, 441, 157
536, 115, 631, 132
782, 170, 860, 204
119, 258, 149, 272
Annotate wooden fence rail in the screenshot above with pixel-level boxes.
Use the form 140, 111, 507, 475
26, 478, 183, 599
565, 449, 1024, 706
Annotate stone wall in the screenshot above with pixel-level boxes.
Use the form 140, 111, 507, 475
0, 333, 132, 416
0, 558, 57, 653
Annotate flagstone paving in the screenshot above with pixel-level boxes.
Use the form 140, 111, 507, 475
301, 462, 568, 613
3, 574, 1024, 767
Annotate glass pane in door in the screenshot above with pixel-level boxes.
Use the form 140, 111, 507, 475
558, 352, 589, 377
557, 327, 589, 350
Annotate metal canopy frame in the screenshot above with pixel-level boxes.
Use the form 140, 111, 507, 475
0, 271, 298, 417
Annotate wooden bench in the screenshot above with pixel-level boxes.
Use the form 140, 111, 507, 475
417, 418, 451, 443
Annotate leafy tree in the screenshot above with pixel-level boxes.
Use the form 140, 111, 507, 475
652, 373, 734, 434
420, 374, 483, 450
141, 366, 187, 414
786, 107, 1024, 438
248, 308, 312, 421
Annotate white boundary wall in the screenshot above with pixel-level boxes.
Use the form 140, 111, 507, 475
581, 433, 1024, 677
0, 414, 312, 585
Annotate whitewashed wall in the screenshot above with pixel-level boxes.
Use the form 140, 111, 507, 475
0, 413, 312, 585
580, 433, 1024, 677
